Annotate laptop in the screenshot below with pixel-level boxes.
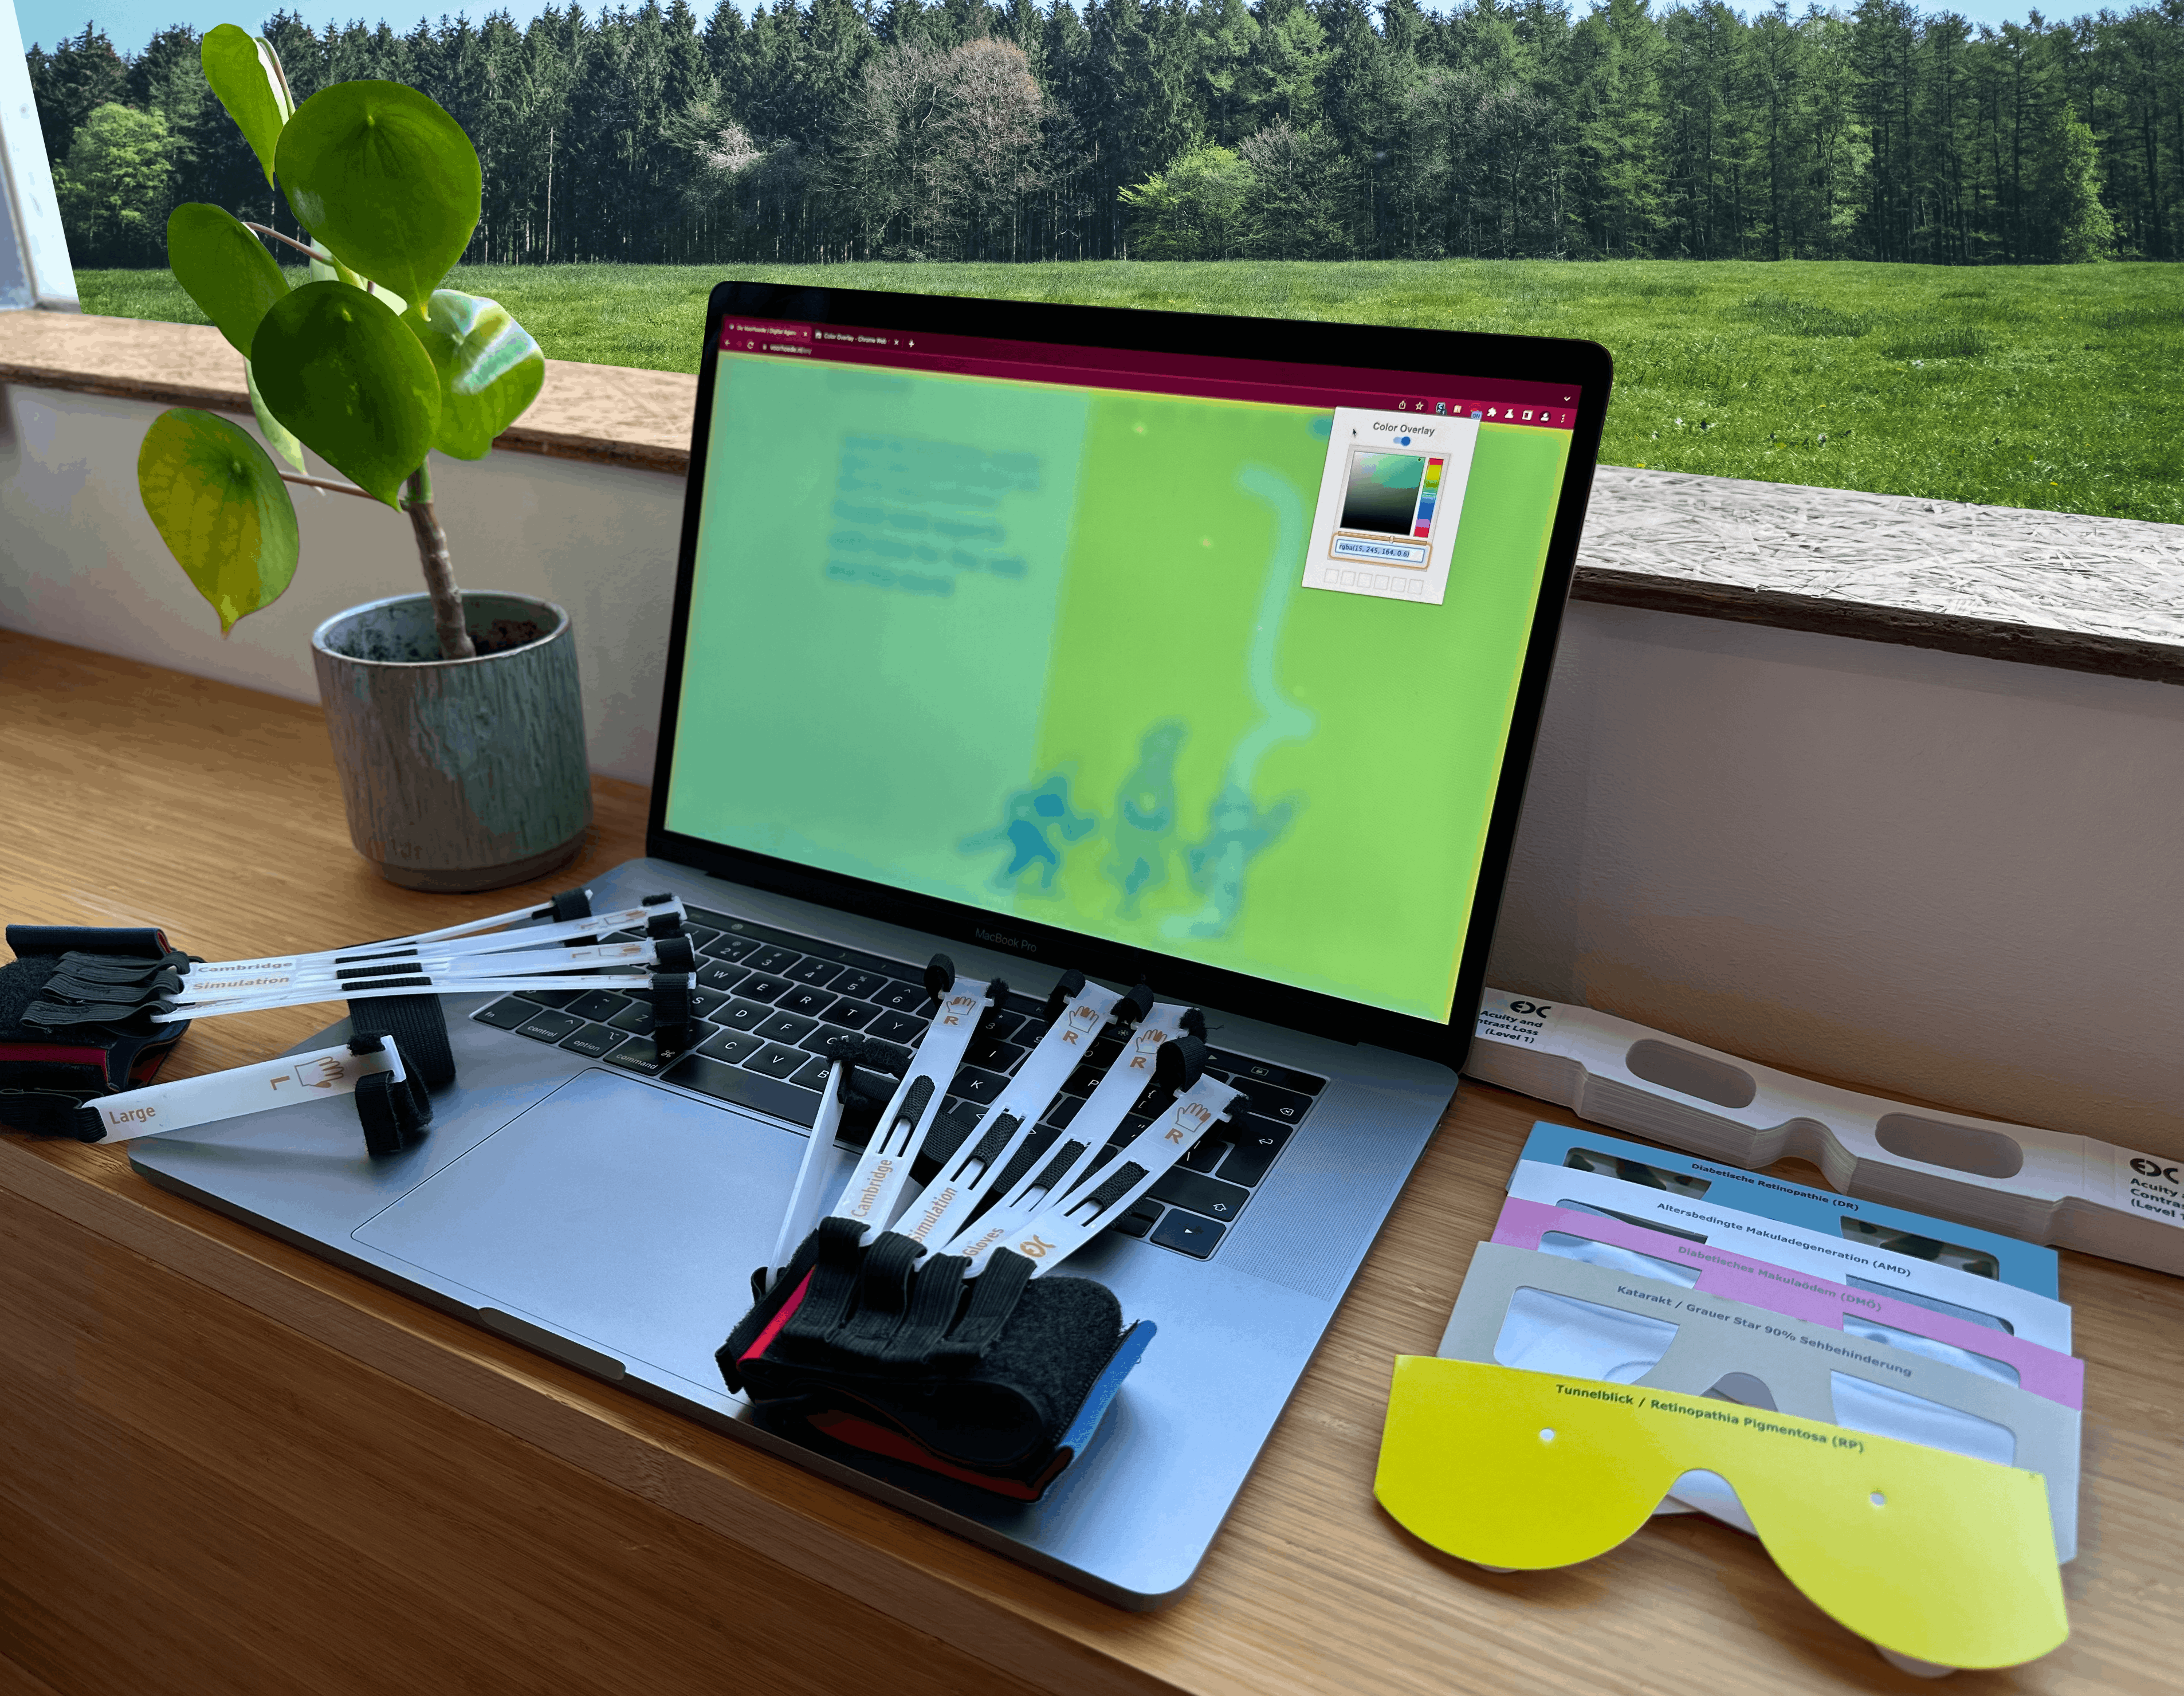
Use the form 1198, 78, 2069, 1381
131, 282, 1612, 1607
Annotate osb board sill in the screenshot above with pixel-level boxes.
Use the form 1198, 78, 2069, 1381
5, 309, 2178, 685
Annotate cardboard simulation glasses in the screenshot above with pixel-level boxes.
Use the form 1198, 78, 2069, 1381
1376, 1356, 2068, 1672
1468, 991, 2184, 1275
1435, 1242, 2081, 1561
1507, 1159, 2075, 1351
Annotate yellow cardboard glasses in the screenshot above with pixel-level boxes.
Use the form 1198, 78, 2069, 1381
1376, 1357, 2067, 1671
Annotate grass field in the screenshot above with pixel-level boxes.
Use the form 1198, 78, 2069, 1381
79, 259, 2184, 525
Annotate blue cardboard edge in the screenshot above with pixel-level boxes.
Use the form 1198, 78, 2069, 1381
1055, 1318, 1157, 1460
1515, 1120, 2063, 1299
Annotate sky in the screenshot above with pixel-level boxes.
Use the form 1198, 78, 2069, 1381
15, 0, 2059, 62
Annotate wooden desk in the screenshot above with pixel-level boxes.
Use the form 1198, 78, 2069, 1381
4, 630, 2179, 1695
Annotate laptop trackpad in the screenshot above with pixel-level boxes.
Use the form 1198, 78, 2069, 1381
353, 1069, 807, 1389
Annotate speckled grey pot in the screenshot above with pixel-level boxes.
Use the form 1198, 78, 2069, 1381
311, 591, 591, 893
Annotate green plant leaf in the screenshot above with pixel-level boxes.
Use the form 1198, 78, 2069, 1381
200, 25, 293, 189
137, 407, 300, 634
251, 280, 439, 507
412, 290, 544, 460
166, 203, 288, 357
276, 81, 481, 305
246, 360, 307, 473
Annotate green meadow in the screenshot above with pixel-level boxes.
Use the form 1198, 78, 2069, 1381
79, 260, 2184, 525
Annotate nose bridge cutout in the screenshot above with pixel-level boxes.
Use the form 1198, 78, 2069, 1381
1873, 1112, 2025, 1179
1491, 1286, 1680, 1384
1831, 1372, 2017, 1467
1623, 1039, 1758, 1109
1702, 1371, 1780, 1411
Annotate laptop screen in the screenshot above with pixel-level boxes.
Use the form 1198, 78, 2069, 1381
662, 301, 1591, 1028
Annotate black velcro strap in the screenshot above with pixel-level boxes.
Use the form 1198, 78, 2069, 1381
1117, 982, 1156, 1024
910, 1100, 987, 1185
833, 1230, 924, 1359
1040, 970, 1088, 1027
1072, 1161, 1147, 1218
337, 961, 429, 982
650, 973, 695, 1054
924, 954, 955, 999
780, 1215, 869, 1349
652, 934, 696, 974
935, 1247, 1035, 1367
7, 925, 169, 956
547, 887, 593, 923
0, 1088, 106, 1140
1154, 1033, 1208, 1092
644, 909, 684, 940
348, 994, 455, 1090
53, 951, 190, 984
22, 999, 160, 1028
880, 1252, 972, 1366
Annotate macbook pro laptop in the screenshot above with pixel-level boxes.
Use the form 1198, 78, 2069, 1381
131, 282, 1612, 1606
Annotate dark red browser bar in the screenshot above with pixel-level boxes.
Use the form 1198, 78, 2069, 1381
719, 318, 1581, 428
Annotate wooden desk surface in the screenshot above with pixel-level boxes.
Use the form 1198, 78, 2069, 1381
4, 629, 2179, 1696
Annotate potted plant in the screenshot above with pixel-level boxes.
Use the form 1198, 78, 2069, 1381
135, 24, 590, 893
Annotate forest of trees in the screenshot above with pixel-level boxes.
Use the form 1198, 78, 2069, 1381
25, 0, 2183, 270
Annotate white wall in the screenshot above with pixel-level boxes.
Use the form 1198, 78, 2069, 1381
0, 384, 680, 782
7, 382, 2180, 1157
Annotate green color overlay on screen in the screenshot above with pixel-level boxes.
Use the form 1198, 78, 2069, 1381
669, 354, 1570, 1022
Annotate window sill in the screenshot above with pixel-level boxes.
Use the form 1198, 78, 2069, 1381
7, 311, 2179, 685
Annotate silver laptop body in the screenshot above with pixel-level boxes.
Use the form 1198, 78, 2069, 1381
133, 284, 1611, 1607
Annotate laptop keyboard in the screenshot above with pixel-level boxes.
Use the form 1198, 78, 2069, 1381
469, 905, 1324, 1262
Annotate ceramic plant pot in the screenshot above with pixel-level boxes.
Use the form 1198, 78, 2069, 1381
311, 591, 592, 893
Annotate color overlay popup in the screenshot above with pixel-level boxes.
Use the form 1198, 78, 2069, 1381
1302, 407, 1479, 605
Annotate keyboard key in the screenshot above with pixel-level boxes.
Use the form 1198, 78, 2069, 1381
1110, 1199, 1162, 1239
1207, 1050, 1326, 1096
689, 986, 727, 1019
789, 1054, 836, 1090
868, 981, 931, 1013
607, 1000, 654, 1034
966, 1036, 1026, 1073
1004, 992, 1047, 1021
1060, 1064, 1100, 1098
665, 1050, 820, 1126
757, 1010, 816, 1044
696, 961, 749, 995
819, 998, 879, 1030
1043, 1095, 1082, 1129
682, 925, 721, 950
949, 1066, 1011, 1106
1150, 1210, 1225, 1259
1217, 1117, 1294, 1187
737, 973, 794, 1004
748, 945, 800, 975
516, 1009, 587, 1043
605, 1035, 660, 1070
566, 989, 631, 1023
870, 1009, 926, 1044
517, 988, 583, 1008
1232, 1078, 1313, 1127
473, 998, 534, 1031
981, 1011, 1026, 1046
746, 1042, 811, 1081
1148, 1168, 1250, 1222
832, 969, 890, 1002
1180, 1136, 1232, 1174
701, 933, 760, 964
785, 958, 842, 988
713, 998, 771, 1034
559, 1022, 623, 1058
698, 1028, 766, 1066
775, 986, 832, 1019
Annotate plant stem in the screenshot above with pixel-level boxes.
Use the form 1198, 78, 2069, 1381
279, 472, 375, 499
404, 464, 476, 661
243, 221, 320, 264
